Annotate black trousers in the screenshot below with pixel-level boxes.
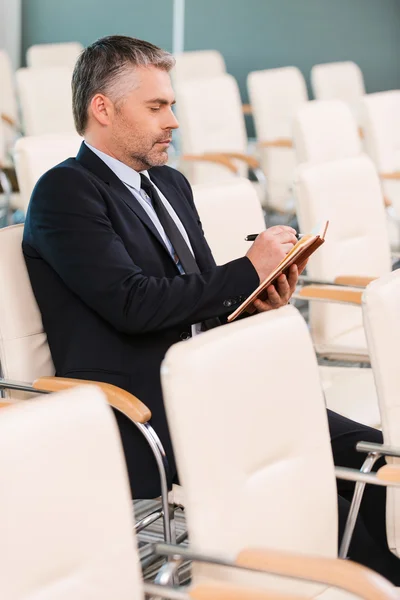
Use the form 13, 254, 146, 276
328, 409, 400, 583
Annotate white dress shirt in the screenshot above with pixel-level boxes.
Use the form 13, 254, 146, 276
85, 142, 201, 336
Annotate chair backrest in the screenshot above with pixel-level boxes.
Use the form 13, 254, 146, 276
360, 91, 400, 215
26, 41, 83, 68
14, 133, 82, 211
172, 49, 226, 83
175, 73, 248, 184
311, 61, 365, 120
293, 99, 362, 165
16, 66, 75, 136
193, 178, 265, 265
0, 224, 54, 395
294, 155, 391, 348
161, 305, 337, 596
0, 49, 19, 166
362, 270, 400, 557
247, 67, 308, 211
0, 386, 141, 599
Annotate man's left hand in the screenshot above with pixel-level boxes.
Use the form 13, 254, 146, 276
253, 263, 299, 313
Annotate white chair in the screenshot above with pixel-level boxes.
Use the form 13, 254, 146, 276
293, 99, 362, 165
160, 305, 399, 599
362, 270, 400, 558
14, 133, 82, 211
360, 90, 400, 218
0, 224, 176, 541
26, 41, 83, 68
0, 49, 20, 168
294, 155, 391, 363
247, 66, 308, 213
175, 74, 265, 203
311, 61, 366, 122
0, 386, 277, 600
16, 66, 75, 136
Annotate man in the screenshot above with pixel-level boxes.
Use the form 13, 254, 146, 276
23, 36, 400, 581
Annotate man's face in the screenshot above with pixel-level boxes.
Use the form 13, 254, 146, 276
107, 65, 179, 171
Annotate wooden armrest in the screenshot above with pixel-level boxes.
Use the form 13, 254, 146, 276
0, 402, 12, 409
258, 139, 293, 149
333, 275, 376, 287
236, 548, 398, 600
242, 103, 252, 115
190, 582, 303, 600
297, 285, 362, 305
33, 376, 151, 424
359, 126, 364, 139
1, 113, 17, 129
377, 465, 400, 484
219, 152, 260, 169
384, 195, 392, 208
380, 172, 400, 180
181, 153, 239, 174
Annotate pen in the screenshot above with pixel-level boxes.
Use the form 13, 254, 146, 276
245, 233, 304, 241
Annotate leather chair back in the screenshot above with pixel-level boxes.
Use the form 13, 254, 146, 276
0, 49, 19, 168
26, 41, 83, 68
247, 67, 308, 212
0, 224, 54, 395
0, 386, 141, 599
293, 100, 362, 165
14, 133, 82, 211
16, 66, 75, 136
173, 49, 226, 83
311, 61, 365, 121
362, 270, 400, 557
294, 155, 391, 358
193, 178, 265, 265
161, 305, 337, 596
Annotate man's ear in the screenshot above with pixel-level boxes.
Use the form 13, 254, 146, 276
89, 93, 114, 127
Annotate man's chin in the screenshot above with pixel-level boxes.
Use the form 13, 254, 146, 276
147, 149, 169, 167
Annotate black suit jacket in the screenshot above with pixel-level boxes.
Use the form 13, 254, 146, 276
22, 143, 259, 498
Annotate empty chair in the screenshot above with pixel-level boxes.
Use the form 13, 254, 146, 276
14, 133, 82, 211
173, 49, 226, 82
0, 49, 19, 167
160, 305, 399, 598
360, 90, 400, 217
293, 99, 362, 165
16, 66, 75, 136
294, 155, 391, 362
175, 74, 265, 202
193, 178, 265, 265
26, 41, 83, 68
311, 61, 366, 122
248, 66, 308, 213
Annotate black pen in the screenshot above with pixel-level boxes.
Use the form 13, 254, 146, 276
245, 233, 304, 241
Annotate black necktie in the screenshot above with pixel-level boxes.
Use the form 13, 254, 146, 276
140, 174, 200, 275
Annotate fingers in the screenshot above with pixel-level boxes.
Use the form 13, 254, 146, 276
253, 267, 298, 314
271, 230, 298, 245
287, 264, 299, 293
268, 225, 297, 236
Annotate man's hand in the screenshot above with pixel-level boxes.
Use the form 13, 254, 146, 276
246, 226, 298, 283
253, 264, 299, 313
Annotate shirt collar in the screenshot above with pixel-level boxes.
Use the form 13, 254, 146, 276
84, 141, 149, 191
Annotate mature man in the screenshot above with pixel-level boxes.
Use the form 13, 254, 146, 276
23, 36, 400, 581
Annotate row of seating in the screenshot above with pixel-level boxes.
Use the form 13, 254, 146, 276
1, 223, 400, 597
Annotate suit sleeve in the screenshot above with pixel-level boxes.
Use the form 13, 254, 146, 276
27, 165, 259, 334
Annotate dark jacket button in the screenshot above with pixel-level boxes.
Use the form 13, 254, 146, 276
223, 299, 232, 307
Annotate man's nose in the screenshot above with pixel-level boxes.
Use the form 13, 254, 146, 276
165, 108, 179, 130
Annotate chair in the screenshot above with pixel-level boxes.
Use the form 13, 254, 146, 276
26, 41, 83, 68
247, 66, 308, 213
175, 74, 266, 204
0, 223, 176, 542
173, 49, 252, 115
159, 305, 399, 599
311, 61, 366, 122
14, 133, 82, 211
16, 66, 75, 136
0, 385, 282, 600
294, 155, 391, 363
362, 269, 400, 558
293, 99, 362, 165
360, 90, 400, 218
0, 49, 20, 168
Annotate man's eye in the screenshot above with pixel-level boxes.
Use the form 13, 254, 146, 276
150, 107, 160, 112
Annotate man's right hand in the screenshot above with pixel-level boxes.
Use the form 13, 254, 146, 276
246, 226, 298, 282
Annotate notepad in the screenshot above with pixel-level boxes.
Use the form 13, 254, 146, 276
227, 221, 329, 322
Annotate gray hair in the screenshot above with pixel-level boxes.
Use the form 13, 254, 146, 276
72, 35, 175, 134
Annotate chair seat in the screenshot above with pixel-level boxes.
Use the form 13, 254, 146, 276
319, 366, 380, 428
315, 325, 369, 363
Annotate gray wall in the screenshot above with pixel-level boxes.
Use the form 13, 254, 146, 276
22, 0, 400, 100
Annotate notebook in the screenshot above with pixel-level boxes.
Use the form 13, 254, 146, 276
227, 221, 329, 322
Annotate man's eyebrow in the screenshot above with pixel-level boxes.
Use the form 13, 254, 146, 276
145, 98, 176, 105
